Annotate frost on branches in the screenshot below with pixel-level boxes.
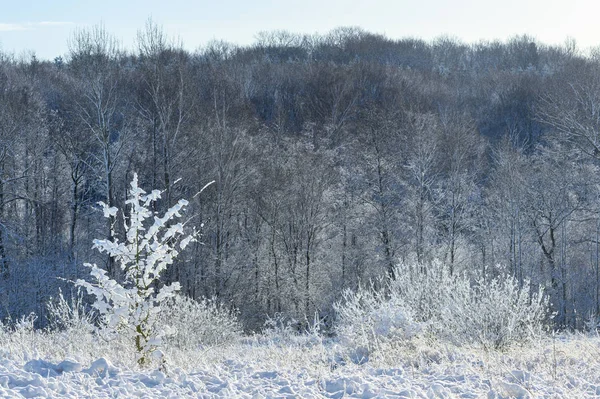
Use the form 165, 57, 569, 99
77, 173, 198, 366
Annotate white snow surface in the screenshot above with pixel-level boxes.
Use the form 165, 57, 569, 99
1, 334, 599, 398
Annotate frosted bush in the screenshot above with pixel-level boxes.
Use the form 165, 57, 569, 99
158, 294, 241, 349
261, 313, 301, 342
389, 260, 550, 349
249, 312, 325, 353
445, 275, 549, 349
334, 259, 550, 356
46, 288, 96, 333
0, 313, 48, 359
0, 319, 6, 340
388, 259, 457, 325
583, 312, 600, 332
333, 283, 422, 362
12, 313, 37, 337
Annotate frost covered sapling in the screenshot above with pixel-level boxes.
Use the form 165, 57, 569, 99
77, 173, 201, 366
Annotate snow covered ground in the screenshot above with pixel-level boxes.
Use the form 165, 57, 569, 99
1, 331, 599, 398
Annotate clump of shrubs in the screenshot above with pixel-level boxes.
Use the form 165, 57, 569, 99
157, 294, 242, 349
44, 289, 241, 363
334, 283, 422, 363
334, 259, 550, 359
46, 288, 96, 334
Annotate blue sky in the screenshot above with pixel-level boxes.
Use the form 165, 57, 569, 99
0, 0, 598, 60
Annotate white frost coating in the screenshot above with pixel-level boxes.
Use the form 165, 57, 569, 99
193, 180, 215, 198
180, 235, 194, 250
98, 202, 118, 218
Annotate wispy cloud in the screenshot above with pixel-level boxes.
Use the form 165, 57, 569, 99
0, 21, 74, 32
0, 23, 28, 32
38, 21, 75, 27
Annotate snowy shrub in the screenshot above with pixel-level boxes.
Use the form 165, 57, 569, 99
387, 259, 457, 325
0, 313, 45, 362
0, 319, 6, 340
333, 283, 422, 363
77, 173, 201, 366
12, 313, 37, 334
259, 312, 325, 346
158, 294, 241, 349
444, 275, 549, 349
261, 313, 301, 343
46, 288, 96, 333
389, 259, 550, 349
334, 260, 550, 356
388, 260, 550, 349
0, 313, 46, 356
584, 312, 600, 332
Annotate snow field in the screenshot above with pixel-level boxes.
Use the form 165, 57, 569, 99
1, 330, 599, 398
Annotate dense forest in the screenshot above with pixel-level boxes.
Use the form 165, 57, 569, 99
1, 22, 599, 330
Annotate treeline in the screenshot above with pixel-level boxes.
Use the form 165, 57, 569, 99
0, 22, 599, 329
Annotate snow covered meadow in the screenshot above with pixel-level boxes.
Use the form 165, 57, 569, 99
1, 265, 599, 398
1, 317, 600, 398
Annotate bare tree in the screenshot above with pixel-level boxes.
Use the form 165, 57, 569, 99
522, 143, 585, 325
403, 113, 440, 264
434, 113, 486, 275
485, 132, 529, 283
68, 24, 127, 277
537, 62, 600, 159
136, 19, 191, 209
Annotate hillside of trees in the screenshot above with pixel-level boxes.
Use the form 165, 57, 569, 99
1, 22, 599, 330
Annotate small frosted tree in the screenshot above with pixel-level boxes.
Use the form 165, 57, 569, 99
77, 173, 201, 366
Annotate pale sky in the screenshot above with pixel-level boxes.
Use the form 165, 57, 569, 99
0, 0, 599, 60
